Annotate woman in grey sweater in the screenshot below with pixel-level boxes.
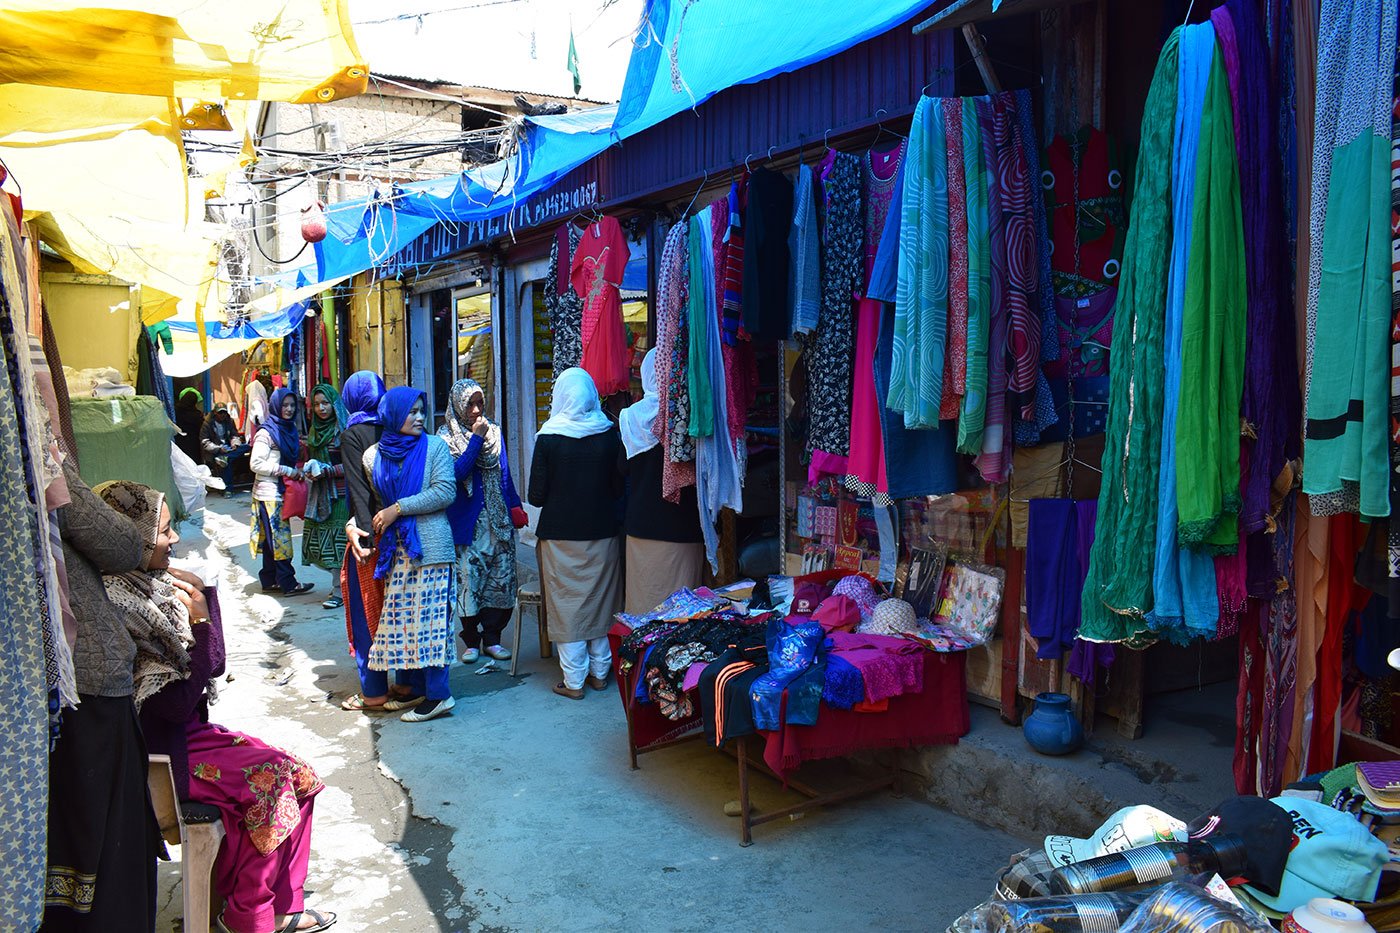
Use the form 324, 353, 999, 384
42, 460, 161, 932
362, 387, 459, 723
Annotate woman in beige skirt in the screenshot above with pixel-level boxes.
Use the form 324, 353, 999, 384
528, 368, 624, 700
617, 349, 704, 614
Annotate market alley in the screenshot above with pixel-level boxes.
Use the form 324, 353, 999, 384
163, 493, 1023, 933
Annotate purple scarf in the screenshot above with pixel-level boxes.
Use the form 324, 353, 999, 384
1222, 0, 1299, 576
342, 370, 386, 427
371, 387, 430, 579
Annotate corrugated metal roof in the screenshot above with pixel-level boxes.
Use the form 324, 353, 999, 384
389, 11, 954, 272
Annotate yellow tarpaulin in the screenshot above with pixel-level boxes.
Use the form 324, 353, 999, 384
0, 2, 367, 104
0, 2, 365, 343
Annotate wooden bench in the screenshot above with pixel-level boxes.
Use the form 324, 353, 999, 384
147, 755, 225, 933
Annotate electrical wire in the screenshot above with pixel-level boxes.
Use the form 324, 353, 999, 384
354, 0, 527, 27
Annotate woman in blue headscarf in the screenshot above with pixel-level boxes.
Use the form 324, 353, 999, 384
248, 387, 314, 597
360, 386, 459, 723
336, 372, 394, 713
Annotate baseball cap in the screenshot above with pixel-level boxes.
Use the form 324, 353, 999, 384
1187, 796, 1294, 896
1240, 797, 1390, 913
1043, 805, 1186, 868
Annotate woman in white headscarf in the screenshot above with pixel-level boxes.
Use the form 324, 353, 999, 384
528, 368, 623, 700
617, 349, 703, 614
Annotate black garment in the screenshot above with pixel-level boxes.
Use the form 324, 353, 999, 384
699, 644, 769, 748
528, 427, 624, 541
174, 404, 204, 462
462, 605, 513, 651
742, 167, 794, 341
619, 445, 703, 543
40, 695, 159, 933
340, 422, 383, 533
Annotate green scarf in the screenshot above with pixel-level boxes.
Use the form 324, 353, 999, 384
686, 210, 714, 437
306, 383, 347, 462
1175, 47, 1246, 552
1078, 29, 1180, 644
959, 96, 989, 454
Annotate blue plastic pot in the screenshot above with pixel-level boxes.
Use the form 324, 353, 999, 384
1023, 692, 1085, 755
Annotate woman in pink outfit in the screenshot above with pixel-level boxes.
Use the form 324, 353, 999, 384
96, 481, 334, 933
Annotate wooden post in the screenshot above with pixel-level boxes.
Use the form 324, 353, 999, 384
961, 24, 1004, 94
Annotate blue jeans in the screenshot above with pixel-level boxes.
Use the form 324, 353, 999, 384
256, 504, 299, 592
220, 443, 251, 488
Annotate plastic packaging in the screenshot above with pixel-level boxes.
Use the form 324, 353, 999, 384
995, 848, 1059, 899
1049, 836, 1249, 895
950, 891, 1153, 933
1116, 882, 1276, 933
169, 441, 208, 523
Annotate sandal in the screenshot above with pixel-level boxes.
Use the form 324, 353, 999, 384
553, 682, 585, 700
282, 583, 315, 597
382, 693, 424, 712
340, 693, 389, 712
278, 908, 337, 932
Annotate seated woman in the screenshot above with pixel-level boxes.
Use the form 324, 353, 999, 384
95, 480, 334, 933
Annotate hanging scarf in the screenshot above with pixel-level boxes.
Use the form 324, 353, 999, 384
889, 95, 948, 429
1079, 29, 1181, 644
342, 370, 386, 427
974, 94, 1012, 483
1302, 0, 1397, 518
619, 348, 662, 459
537, 367, 613, 439
655, 221, 697, 503
960, 96, 990, 454
94, 481, 193, 709
438, 378, 511, 543
306, 383, 348, 462
372, 387, 431, 579
260, 387, 301, 465
1224, 0, 1301, 545
1176, 40, 1248, 552
1151, 21, 1223, 645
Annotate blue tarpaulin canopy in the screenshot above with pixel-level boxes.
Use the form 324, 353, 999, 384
307, 0, 938, 290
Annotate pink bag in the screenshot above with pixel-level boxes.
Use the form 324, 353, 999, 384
281, 477, 308, 520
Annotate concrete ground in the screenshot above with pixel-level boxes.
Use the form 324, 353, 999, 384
157, 494, 1030, 932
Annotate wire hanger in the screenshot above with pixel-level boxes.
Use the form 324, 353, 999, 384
872, 107, 906, 147
823, 128, 833, 152
682, 169, 709, 219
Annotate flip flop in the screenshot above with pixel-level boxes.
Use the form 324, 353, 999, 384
340, 693, 389, 712
278, 909, 337, 933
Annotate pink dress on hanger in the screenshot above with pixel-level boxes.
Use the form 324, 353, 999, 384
844, 141, 906, 505
571, 216, 632, 396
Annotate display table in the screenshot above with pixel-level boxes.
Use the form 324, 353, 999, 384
608, 622, 969, 844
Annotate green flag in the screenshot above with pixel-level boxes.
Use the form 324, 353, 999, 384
567, 27, 581, 95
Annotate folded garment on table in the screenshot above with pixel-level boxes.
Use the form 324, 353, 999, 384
623, 612, 766, 719
615, 587, 732, 628
822, 654, 865, 709
827, 630, 925, 703
751, 617, 826, 730
700, 644, 769, 747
